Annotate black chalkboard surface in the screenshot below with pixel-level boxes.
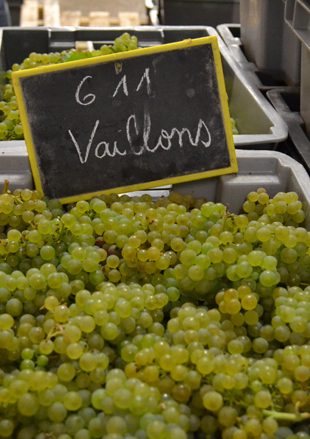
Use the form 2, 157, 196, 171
12, 37, 237, 203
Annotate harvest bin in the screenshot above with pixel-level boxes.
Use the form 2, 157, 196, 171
218, 0, 301, 87
2, 146, 310, 230
285, 0, 310, 139
217, 24, 300, 90
0, 26, 287, 151
158, 0, 240, 27
266, 87, 310, 176
238, 0, 301, 86
173, 150, 310, 230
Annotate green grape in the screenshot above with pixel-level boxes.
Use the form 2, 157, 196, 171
10, 379, 29, 397
187, 265, 204, 281
63, 391, 83, 411
252, 337, 269, 353
47, 401, 67, 422
6, 297, 22, 315
17, 393, 39, 416
40, 245, 56, 260
203, 391, 223, 411
57, 363, 76, 381
254, 390, 272, 408
241, 294, 257, 310
54, 304, 70, 322
0, 313, 14, 330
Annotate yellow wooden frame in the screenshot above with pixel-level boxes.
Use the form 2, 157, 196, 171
12, 36, 238, 204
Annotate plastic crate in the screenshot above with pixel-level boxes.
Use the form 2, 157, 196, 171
285, 0, 310, 139
217, 23, 299, 90
2, 144, 310, 232
0, 143, 33, 191
0, 0, 11, 26
0, 25, 287, 152
173, 149, 310, 229
158, 0, 240, 27
266, 87, 310, 176
237, 0, 301, 86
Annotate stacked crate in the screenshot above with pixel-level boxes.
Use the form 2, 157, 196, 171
217, 0, 301, 89
217, 0, 310, 175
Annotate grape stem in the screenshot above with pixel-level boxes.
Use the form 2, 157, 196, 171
220, 203, 230, 232
263, 409, 310, 422
46, 324, 72, 344
2, 179, 9, 194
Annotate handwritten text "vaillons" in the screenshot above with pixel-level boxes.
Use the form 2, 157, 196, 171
68, 70, 212, 165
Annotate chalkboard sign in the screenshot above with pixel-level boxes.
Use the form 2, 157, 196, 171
12, 37, 237, 203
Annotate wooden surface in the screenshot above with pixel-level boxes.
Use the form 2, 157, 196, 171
43, 0, 60, 26
20, 0, 39, 26
88, 11, 110, 27
20, 0, 148, 27
60, 10, 81, 26
58, 0, 147, 21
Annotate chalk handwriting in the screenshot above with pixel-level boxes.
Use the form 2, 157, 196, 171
68, 120, 99, 164
69, 116, 211, 165
136, 68, 151, 96
95, 141, 127, 158
71, 65, 212, 165
75, 76, 96, 106
113, 75, 129, 98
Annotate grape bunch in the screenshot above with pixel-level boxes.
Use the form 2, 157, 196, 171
0, 32, 138, 142
0, 183, 309, 438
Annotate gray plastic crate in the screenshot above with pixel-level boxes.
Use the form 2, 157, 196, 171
209, 26, 288, 148
0, 25, 287, 152
132, 149, 310, 229
0, 142, 33, 191
237, 0, 301, 86
266, 87, 310, 175
158, 0, 240, 27
285, 0, 310, 139
2, 144, 310, 232
175, 149, 310, 228
217, 23, 298, 90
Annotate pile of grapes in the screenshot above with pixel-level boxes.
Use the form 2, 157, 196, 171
0, 182, 309, 439
0, 32, 239, 142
